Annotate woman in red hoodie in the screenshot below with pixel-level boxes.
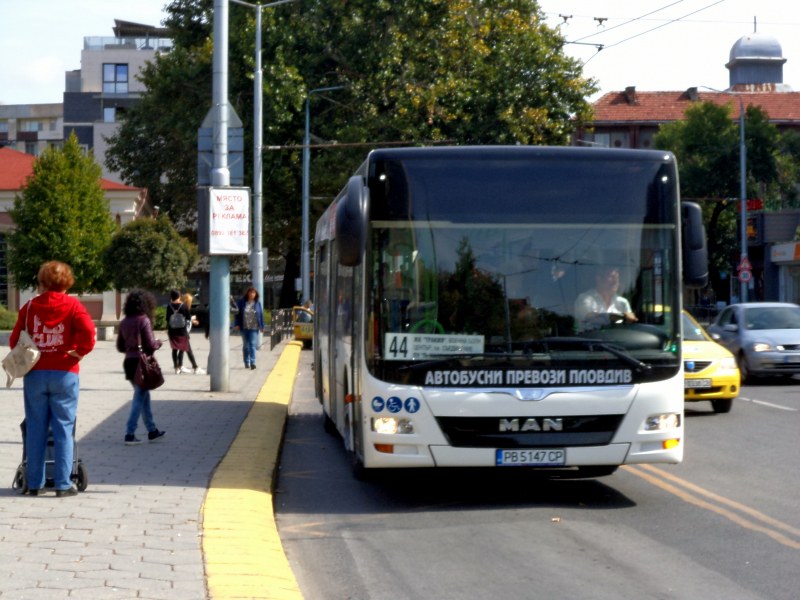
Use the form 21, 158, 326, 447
9, 261, 96, 497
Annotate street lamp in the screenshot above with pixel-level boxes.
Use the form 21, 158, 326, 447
699, 86, 748, 302
301, 85, 344, 304
231, 0, 297, 310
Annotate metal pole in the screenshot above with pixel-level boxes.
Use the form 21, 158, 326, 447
738, 97, 748, 303
699, 86, 748, 303
301, 96, 311, 305
252, 7, 264, 313
231, 0, 297, 325
210, 0, 231, 391
301, 85, 345, 305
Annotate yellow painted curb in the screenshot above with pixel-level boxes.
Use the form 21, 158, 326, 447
203, 341, 304, 600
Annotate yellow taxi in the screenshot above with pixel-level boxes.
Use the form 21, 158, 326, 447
682, 310, 740, 413
292, 305, 314, 348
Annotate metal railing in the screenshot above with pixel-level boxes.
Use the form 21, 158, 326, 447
269, 308, 293, 350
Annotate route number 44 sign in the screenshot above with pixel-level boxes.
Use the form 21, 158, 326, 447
197, 186, 250, 255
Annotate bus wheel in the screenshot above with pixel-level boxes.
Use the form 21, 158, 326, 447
351, 452, 369, 481
322, 412, 337, 435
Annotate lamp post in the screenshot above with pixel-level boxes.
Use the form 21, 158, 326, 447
700, 86, 748, 302
301, 85, 344, 304
231, 0, 297, 311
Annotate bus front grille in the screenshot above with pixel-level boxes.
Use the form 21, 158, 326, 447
435, 415, 625, 448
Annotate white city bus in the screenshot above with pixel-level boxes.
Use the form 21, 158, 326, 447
313, 146, 707, 478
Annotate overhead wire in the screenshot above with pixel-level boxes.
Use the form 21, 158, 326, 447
597, 0, 728, 51
554, 0, 730, 65
570, 0, 690, 43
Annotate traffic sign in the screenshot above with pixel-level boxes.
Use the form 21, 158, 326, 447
737, 256, 752, 271
738, 269, 752, 283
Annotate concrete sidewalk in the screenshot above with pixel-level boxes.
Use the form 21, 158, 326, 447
0, 331, 303, 600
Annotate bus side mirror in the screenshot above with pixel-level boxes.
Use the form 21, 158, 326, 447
336, 175, 368, 266
681, 201, 708, 288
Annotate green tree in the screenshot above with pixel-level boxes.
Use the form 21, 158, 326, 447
105, 0, 596, 305
655, 101, 792, 298
8, 133, 115, 293
103, 215, 198, 292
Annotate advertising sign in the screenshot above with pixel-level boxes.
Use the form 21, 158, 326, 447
197, 186, 250, 255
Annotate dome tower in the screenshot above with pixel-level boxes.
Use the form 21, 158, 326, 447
726, 33, 790, 91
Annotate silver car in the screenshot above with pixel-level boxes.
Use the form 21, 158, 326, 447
707, 302, 800, 383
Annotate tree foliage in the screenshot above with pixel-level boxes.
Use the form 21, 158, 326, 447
8, 133, 116, 294
104, 0, 597, 305
655, 100, 800, 298
103, 215, 198, 293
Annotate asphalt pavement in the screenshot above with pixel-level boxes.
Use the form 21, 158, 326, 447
0, 330, 304, 600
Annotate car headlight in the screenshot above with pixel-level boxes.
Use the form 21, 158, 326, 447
719, 357, 737, 370
644, 413, 681, 431
752, 342, 774, 352
372, 417, 415, 434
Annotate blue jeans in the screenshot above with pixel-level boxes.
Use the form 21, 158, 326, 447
241, 329, 259, 366
126, 383, 156, 436
23, 370, 79, 491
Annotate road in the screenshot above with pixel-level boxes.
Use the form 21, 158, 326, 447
276, 351, 800, 600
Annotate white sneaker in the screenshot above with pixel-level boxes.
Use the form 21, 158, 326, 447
193, 367, 206, 375
180, 366, 193, 374
174, 367, 181, 374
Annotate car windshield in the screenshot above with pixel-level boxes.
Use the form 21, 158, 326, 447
682, 313, 708, 341
744, 306, 800, 330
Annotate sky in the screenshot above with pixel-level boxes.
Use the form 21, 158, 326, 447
0, 0, 169, 105
537, 0, 800, 100
1, 1, 799, 106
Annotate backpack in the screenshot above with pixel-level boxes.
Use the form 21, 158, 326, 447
168, 304, 187, 329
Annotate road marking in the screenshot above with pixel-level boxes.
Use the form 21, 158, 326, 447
624, 464, 800, 550
738, 396, 798, 411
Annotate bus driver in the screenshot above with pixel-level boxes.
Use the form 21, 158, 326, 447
574, 265, 638, 331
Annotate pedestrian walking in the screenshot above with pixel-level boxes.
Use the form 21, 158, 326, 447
233, 286, 265, 369
9, 260, 96, 497
166, 290, 198, 374
181, 292, 205, 374
116, 289, 166, 445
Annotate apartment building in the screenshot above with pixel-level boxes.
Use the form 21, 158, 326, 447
0, 19, 170, 183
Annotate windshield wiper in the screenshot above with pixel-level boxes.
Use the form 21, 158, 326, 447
534, 337, 652, 372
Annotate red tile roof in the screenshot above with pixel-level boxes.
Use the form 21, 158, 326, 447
592, 89, 800, 125
0, 147, 140, 192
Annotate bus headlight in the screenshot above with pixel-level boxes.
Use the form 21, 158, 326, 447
644, 413, 681, 431
372, 417, 415, 434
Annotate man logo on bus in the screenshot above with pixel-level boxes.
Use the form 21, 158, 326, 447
499, 417, 564, 432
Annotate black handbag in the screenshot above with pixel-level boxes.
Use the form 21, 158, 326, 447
134, 348, 164, 391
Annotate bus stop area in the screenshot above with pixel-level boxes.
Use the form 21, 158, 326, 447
0, 331, 304, 600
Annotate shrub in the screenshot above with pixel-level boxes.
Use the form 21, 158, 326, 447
0, 305, 17, 330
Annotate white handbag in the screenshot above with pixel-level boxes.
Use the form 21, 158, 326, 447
2, 302, 41, 388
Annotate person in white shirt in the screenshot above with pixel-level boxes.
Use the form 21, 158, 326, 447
574, 266, 637, 331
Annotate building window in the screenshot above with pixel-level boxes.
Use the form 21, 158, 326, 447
0, 120, 8, 134
103, 63, 129, 94
25, 141, 37, 156
593, 133, 610, 148
104, 107, 116, 123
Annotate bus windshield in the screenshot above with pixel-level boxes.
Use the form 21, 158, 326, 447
365, 149, 680, 382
